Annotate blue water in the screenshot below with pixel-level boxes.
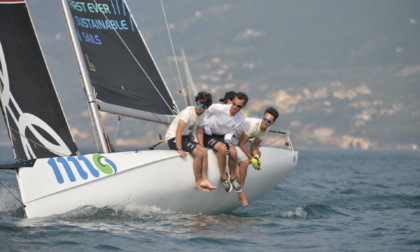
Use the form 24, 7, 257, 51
1, 149, 419, 251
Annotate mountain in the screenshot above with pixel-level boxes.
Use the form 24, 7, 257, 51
0, 0, 419, 152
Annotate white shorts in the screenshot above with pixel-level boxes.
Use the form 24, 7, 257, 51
231, 137, 251, 162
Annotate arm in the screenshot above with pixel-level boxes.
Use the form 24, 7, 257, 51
175, 120, 188, 157
249, 137, 262, 170
224, 131, 235, 142
197, 126, 204, 146
225, 112, 245, 142
251, 137, 262, 157
238, 133, 253, 160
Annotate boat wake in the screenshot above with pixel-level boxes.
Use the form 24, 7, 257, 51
49, 203, 178, 221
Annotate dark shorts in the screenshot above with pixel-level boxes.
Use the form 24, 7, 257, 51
203, 134, 225, 150
167, 136, 198, 153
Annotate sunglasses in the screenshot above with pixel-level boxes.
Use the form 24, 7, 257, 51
232, 101, 244, 108
262, 117, 273, 124
195, 102, 206, 109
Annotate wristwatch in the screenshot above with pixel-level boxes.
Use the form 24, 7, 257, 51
177, 147, 182, 150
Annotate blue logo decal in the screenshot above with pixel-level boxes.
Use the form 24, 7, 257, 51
49, 154, 117, 184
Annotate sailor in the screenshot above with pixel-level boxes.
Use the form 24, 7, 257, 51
219, 91, 236, 104
203, 92, 248, 193
165, 91, 217, 192
232, 106, 279, 206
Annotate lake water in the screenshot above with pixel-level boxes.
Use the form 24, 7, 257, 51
1, 149, 419, 251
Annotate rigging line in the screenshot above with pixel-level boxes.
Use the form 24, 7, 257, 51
98, 112, 113, 152
0, 182, 25, 207
0, 94, 18, 159
7, 127, 69, 157
0, 169, 15, 175
160, 0, 188, 107
142, 1, 184, 104
93, 0, 176, 115
161, 42, 186, 103
112, 115, 122, 147
265, 134, 286, 147
150, 112, 169, 127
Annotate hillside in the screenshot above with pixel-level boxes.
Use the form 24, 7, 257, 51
0, 0, 419, 152
139, 0, 420, 150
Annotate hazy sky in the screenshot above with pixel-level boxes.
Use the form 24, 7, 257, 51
1, 0, 419, 152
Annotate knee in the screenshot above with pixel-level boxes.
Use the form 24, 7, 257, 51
229, 147, 237, 156
202, 148, 208, 158
215, 143, 227, 154
229, 149, 238, 160
195, 149, 205, 159
198, 147, 207, 158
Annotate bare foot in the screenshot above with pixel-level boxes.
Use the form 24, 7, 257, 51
238, 191, 248, 206
198, 180, 218, 190
203, 181, 218, 190
195, 184, 211, 192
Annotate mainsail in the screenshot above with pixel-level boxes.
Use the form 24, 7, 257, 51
65, 0, 178, 123
0, 0, 78, 159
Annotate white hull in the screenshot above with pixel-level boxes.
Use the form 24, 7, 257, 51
16, 147, 298, 218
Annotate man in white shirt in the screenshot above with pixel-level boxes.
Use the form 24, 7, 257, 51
166, 91, 217, 192
232, 107, 279, 206
203, 92, 248, 193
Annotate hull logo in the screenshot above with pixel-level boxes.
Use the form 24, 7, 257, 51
48, 154, 117, 184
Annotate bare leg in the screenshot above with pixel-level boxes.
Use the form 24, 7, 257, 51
197, 146, 217, 189
237, 160, 249, 206
228, 145, 238, 180
191, 147, 211, 192
213, 142, 228, 180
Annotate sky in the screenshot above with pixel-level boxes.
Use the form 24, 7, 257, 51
1, 0, 419, 153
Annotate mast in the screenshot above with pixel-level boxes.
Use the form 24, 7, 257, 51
60, 0, 110, 153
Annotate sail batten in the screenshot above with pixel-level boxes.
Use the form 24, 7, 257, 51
66, 0, 178, 118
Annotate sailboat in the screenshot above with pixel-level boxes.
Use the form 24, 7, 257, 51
0, 0, 298, 218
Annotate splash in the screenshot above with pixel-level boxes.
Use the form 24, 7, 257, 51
0, 186, 24, 216
282, 207, 307, 219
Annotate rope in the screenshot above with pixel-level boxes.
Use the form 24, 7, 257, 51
0, 170, 15, 175
0, 181, 25, 207
0, 92, 18, 159
112, 115, 122, 147
98, 113, 113, 152
8, 127, 69, 157
265, 137, 283, 147
142, 1, 185, 107
160, 0, 187, 107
